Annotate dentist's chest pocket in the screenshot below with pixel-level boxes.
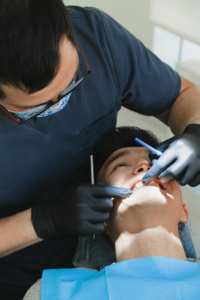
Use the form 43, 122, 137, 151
79, 106, 118, 152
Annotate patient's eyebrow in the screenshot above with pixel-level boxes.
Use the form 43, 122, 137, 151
104, 150, 132, 170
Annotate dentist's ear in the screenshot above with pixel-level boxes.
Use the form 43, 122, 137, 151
180, 203, 189, 223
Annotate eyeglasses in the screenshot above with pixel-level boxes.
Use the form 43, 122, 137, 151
0, 44, 91, 124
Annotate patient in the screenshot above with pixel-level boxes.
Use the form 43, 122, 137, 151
97, 130, 188, 262
24, 127, 200, 300
74, 126, 197, 270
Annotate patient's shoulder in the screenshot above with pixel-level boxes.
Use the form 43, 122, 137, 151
188, 258, 200, 263
23, 279, 41, 300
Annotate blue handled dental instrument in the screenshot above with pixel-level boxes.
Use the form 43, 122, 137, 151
135, 138, 163, 157
90, 155, 95, 239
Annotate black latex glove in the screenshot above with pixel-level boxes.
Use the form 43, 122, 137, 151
142, 124, 200, 187
31, 183, 132, 239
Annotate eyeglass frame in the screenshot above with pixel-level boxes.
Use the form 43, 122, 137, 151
0, 44, 91, 124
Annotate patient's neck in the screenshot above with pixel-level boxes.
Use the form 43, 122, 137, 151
115, 226, 187, 262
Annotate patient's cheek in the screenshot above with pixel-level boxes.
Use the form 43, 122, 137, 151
172, 181, 182, 203
105, 172, 128, 188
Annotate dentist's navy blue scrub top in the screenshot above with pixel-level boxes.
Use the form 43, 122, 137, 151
0, 6, 181, 299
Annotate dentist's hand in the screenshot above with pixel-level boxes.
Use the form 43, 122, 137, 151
142, 124, 200, 187
31, 183, 132, 239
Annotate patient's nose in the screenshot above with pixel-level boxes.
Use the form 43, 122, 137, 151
132, 163, 151, 175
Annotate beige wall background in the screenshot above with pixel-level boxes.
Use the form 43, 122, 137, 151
64, 0, 200, 231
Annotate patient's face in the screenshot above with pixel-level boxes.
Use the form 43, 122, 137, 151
98, 147, 188, 240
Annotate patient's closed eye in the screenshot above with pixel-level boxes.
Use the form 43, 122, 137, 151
113, 162, 129, 171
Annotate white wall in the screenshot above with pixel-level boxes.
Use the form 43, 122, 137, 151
150, 0, 200, 45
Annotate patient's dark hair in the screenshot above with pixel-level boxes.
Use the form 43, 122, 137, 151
93, 126, 160, 177
0, 0, 77, 98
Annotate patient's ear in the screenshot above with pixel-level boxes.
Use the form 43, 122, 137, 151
179, 203, 188, 223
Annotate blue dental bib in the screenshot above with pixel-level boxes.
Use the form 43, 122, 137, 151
41, 256, 200, 300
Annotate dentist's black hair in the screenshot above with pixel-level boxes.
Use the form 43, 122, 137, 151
0, 0, 77, 99
93, 126, 160, 177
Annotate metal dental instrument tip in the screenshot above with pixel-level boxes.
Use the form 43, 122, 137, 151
135, 138, 163, 157
90, 155, 95, 239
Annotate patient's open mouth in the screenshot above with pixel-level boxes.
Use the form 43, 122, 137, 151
131, 179, 167, 192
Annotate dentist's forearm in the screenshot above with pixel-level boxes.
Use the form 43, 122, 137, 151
155, 77, 200, 134
0, 208, 42, 258
168, 82, 200, 134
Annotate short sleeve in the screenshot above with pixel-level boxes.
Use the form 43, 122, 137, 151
97, 9, 181, 115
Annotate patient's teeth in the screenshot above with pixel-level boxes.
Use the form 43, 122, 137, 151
132, 181, 160, 192
133, 182, 144, 191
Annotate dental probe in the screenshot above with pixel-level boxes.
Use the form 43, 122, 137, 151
90, 155, 95, 239
135, 138, 163, 157
90, 155, 94, 185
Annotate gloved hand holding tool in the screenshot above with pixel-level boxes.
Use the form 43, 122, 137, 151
142, 124, 200, 187
31, 183, 132, 239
